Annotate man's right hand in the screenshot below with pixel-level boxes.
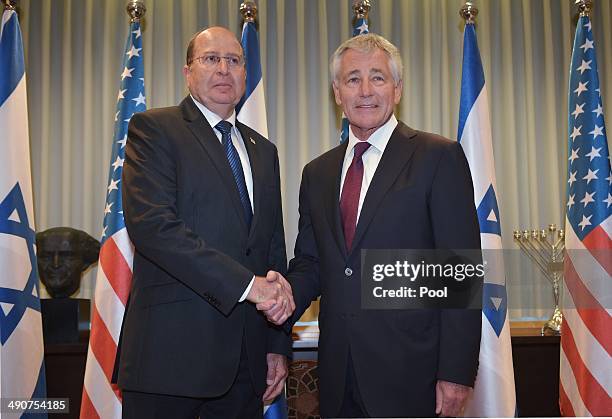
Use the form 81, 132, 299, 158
247, 271, 295, 325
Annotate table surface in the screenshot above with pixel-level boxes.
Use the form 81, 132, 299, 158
291, 320, 561, 348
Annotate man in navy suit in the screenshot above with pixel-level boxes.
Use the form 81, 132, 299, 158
262, 33, 482, 418
117, 27, 294, 419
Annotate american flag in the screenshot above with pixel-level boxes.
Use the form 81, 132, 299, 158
80, 19, 145, 419
560, 13, 612, 417
457, 21, 516, 417
339, 14, 369, 144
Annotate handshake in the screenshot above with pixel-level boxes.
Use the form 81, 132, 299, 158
246, 271, 295, 325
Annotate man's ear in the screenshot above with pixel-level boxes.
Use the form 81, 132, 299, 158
394, 79, 403, 105
332, 81, 342, 106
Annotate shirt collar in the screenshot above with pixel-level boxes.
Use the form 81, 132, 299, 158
190, 95, 237, 130
347, 114, 398, 155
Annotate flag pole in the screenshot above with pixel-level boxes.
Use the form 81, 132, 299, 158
126, 0, 146, 22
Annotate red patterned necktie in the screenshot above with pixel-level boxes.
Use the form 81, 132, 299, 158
340, 141, 371, 251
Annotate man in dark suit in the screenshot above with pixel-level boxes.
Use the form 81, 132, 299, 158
262, 33, 482, 418
116, 26, 294, 419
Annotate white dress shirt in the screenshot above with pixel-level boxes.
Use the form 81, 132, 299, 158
191, 96, 255, 210
339, 114, 398, 224
190, 96, 255, 301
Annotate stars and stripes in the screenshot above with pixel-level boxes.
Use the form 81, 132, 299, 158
340, 16, 369, 144
457, 21, 516, 417
560, 14, 612, 417
0, 8, 48, 418
80, 19, 145, 419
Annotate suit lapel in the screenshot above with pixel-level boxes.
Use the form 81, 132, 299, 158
236, 121, 261, 241
350, 123, 418, 255
180, 98, 248, 232
324, 142, 350, 259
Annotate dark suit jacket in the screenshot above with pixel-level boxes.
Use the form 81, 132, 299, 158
115, 97, 290, 398
288, 122, 482, 417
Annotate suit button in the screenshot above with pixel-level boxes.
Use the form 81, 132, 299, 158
246, 248, 251, 256
344, 268, 353, 277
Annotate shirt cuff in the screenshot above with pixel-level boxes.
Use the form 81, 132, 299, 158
239, 275, 256, 302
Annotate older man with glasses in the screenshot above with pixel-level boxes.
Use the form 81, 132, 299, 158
114, 26, 294, 419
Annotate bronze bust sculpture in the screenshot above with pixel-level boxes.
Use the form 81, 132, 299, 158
36, 227, 100, 298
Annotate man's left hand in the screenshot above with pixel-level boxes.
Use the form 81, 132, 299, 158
435, 380, 471, 417
263, 353, 288, 403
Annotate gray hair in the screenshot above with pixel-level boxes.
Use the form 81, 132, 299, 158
330, 33, 403, 85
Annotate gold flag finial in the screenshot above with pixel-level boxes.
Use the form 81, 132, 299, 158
126, 0, 146, 23
460, 2, 479, 24
353, 0, 371, 20
575, 0, 593, 17
4, 0, 17, 10
240, 1, 258, 23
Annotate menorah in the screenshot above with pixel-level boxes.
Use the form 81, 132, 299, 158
513, 224, 565, 335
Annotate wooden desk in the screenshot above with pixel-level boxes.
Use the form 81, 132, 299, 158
511, 322, 561, 417
291, 321, 561, 417
44, 322, 560, 417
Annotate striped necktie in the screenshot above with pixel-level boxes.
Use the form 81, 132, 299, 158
215, 120, 253, 229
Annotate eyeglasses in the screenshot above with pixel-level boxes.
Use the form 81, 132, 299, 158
191, 54, 244, 68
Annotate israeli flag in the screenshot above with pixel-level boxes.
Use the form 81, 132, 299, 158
237, 19, 268, 139
458, 22, 516, 417
236, 19, 287, 419
0, 8, 47, 419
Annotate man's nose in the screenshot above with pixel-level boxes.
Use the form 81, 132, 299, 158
360, 79, 373, 96
52, 252, 60, 268
217, 58, 230, 74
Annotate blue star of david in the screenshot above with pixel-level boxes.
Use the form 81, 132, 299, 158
477, 184, 502, 235
0, 183, 42, 345
482, 283, 508, 337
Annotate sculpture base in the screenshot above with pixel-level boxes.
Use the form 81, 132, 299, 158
41, 298, 90, 344
541, 306, 562, 336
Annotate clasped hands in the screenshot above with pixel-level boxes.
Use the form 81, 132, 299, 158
247, 270, 295, 325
